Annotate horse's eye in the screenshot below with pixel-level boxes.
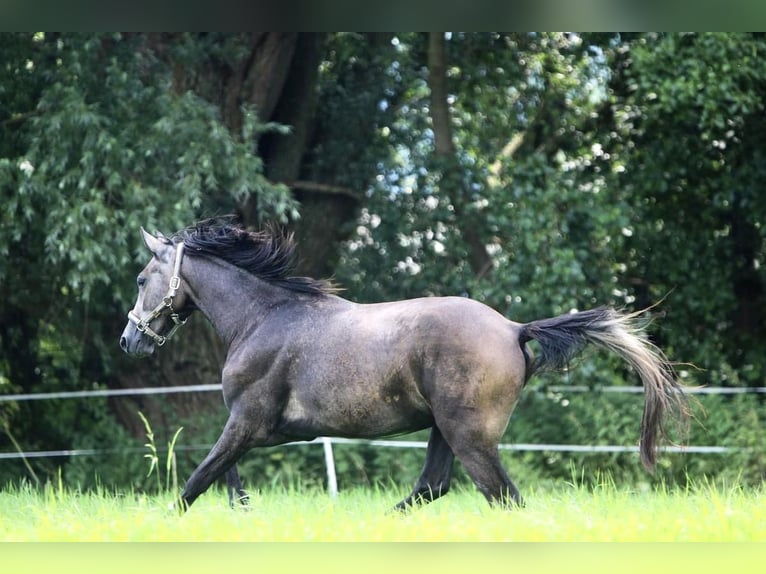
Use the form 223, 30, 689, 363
137, 276, 146, 287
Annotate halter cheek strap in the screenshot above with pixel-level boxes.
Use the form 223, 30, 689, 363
128, 242, 187, 346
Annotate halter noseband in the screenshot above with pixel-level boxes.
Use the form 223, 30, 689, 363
127, 242, 188, 346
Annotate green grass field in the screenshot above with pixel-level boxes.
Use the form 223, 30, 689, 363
1, 479, 764, 542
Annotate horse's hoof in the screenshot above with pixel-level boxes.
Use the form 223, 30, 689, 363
168, 496, 188, 515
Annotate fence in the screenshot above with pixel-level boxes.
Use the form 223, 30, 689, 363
1, 384, 763, 495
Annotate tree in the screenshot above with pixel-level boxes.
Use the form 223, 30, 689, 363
338, 32, 627, 322
606, 33, 766, 378
2, 32, 764, 489
0, 33, 295, 481
0, 32, 397, 485
427, 32, 494, 278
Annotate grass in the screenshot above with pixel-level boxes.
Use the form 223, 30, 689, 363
1, 478, 764, 542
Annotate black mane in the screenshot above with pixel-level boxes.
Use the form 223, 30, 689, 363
178, 218, 334, 295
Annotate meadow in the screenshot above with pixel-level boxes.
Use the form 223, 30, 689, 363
1, 478, 764, 542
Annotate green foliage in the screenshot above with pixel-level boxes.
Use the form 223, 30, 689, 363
334, 32, 765, 489
613, 33, 766, 375
2, 33, 293, 305
337, 33, 629, 321
309, 33, 399, 196
58, 399, 146, 489
1, 33, 764, 492
505, 385, 765, 488
0, 33, 294, 485
136, 411, 183, 494
338, 32, 766, 387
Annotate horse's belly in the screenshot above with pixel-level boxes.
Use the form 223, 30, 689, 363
280, 383, 433, 439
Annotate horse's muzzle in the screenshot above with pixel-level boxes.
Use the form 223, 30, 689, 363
120, 322, 155, 357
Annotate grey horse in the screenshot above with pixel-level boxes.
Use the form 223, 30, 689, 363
120, 218, 687, 512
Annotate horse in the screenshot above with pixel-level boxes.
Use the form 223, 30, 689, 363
120, 218, 688, 512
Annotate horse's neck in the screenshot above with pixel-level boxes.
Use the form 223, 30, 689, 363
183, 255, 288, 347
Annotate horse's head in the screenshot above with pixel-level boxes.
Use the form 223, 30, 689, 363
120, 228, 193, 356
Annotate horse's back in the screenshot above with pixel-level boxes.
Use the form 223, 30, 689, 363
358, 295, 523, 353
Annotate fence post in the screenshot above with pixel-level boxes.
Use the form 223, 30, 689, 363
321, 437, 338, 497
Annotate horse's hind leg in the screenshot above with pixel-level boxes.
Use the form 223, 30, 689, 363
225, 466, 249, 508
393, 426, 454, 512
451, 442, 523, 509
434, 409, 524, 509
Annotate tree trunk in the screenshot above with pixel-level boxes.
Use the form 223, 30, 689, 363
256, 33, 393, 281
109, 33, 392, 436
427, 32, 494, 279
109, 33, 305, 436
247, 33, 358, 280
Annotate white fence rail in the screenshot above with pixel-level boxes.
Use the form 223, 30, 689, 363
2, 383, 763, 403
1, 384, 762, 495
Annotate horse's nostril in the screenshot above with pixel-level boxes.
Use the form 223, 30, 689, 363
120, 336, 128, 352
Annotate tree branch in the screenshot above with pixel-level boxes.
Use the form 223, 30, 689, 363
285, 179, 358, 201
427, 32, 494, 280
427, 32, 456, 157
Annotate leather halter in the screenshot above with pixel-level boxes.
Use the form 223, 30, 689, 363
127, 242, 187, 346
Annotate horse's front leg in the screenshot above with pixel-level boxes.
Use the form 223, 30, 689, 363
177, 416, 251, 512
394, 425, 454, 512
225, 466, 249, 508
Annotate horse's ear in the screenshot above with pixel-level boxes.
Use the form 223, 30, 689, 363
140, 227, 164, 256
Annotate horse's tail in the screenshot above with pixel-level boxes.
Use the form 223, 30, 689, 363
518, 306, 689, 471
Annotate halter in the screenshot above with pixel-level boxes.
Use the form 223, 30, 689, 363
127, 242, 188, 346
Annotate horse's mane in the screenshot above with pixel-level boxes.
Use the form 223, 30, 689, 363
177, 217, 335, 295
